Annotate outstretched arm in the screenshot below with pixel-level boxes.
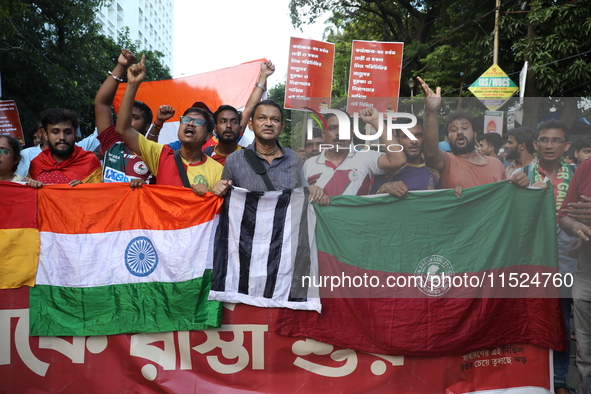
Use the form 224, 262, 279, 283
240, 60, 276, 132
359, 107, 406, 172
417, 77, 445, 172
95, 49, 136, 134
115, 55, 146, 155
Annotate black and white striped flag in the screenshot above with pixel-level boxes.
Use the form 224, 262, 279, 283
209, 187, 321, 311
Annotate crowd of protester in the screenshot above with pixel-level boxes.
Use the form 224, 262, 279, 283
3, 50, 591, 394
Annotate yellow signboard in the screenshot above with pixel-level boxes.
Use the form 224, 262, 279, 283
468, 64, 519, 110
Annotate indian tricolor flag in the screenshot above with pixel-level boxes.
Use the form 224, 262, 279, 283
277, 181, 567, 356
0, 181, 39, 289
29, 183, 223, 336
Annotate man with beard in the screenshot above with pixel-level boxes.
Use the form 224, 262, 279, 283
370, 116, 440, 195
16, 117, 100, 177
204, 61, 275, 164
116, 56, 223, 195
29, 109, 102, 185
203, 105, 243, 165
504, 126, 537, 178
418, 77, 530, 189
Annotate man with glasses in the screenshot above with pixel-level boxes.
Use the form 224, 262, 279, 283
115, 56, 223, 195
515, 119, 576, 394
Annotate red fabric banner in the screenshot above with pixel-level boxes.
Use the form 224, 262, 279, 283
1, 287, 552, 393
113, 60, 265, 121
0, 100, 24, 143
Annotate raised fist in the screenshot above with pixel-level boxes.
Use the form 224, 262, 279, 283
118, 49, 137, 68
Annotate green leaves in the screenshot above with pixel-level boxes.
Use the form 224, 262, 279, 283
0, 0, 171, 139
288, 0, 591, 99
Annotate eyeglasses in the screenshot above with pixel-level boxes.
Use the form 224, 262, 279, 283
180, 116, 206, 127
537, 137, 566, 145
0, 148, 11, 156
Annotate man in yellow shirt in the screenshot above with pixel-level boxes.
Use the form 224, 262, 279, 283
115, 56, 222, 194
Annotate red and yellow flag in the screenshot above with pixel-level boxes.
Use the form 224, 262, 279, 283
0, 181, 39, 288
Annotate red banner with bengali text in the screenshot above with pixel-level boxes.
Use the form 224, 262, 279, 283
0, 100, 24, 144
1, 287, 552, 393
347, 40, 404, 115
284, 37, 335, 111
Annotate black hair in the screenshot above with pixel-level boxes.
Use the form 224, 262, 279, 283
251, 99, 283, 122
133, 100, 153, 131
309, 128, 323, 140
29, 124, 40, 140
507, 126, 536, 154
576, 134, 591, 151
477, 132, 504, 154
537, 119, 569, 141
443, 112, 477, 135
182, 107, 214, 133
396, 116, 424, 138
324, 112, 337, 122
41, 109, 79, 131
0, 135, 21, 173
565, 146, 577, 163
213, 105, 241, 124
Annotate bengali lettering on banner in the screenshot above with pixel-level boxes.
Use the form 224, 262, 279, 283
1, 287, 552, 393
0, 100, 24, 143
284, 37, 335, 111
347, 40, 404, 115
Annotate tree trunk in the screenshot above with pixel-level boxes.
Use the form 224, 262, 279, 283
522, 24, 540, 129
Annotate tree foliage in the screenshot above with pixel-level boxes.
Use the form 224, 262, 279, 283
291, 0, 499, 98
502, 0, 591, 97
267, 82, 294, 147
289, 0, 591, 104
0, 0, 171, 138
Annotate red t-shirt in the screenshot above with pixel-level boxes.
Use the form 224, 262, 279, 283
97, 125, 152, 183
559, 159, 591, 257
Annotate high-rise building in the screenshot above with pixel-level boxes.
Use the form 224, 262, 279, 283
96, 0, 174, 72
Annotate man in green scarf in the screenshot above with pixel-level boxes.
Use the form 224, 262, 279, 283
516, 119, 575, 394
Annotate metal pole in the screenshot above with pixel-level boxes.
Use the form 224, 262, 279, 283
493, 0, 500, 65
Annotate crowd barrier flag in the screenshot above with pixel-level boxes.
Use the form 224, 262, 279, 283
0, 182, 39, 289
277, 181, 567, 356
28, 184, 223, 336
